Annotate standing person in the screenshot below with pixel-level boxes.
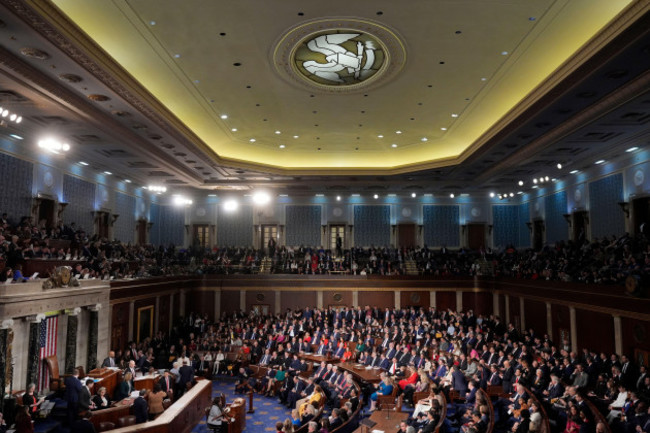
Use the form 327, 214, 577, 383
79, 379, 95, 413
64, 368, 83, 425
178, 360, 195, 397
148, 384, 167, 420
22, 383, 43, 417
15, 406, 34, 433
132, 390, 149, 424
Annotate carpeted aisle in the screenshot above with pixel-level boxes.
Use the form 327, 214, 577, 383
192, 379, 294, 433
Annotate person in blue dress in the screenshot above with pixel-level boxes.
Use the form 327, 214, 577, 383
369, 375, 394, 411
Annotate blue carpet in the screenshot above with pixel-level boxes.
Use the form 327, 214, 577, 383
192, 378, 294, 433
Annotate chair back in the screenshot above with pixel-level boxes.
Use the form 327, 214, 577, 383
45, 356, 60, 379
98, 421, 116, 432
117, 415, 136, 427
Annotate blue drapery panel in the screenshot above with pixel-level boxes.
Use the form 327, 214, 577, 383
518, 202, 530, 248
285, 205, 321, 247
217, 205, 253, 247
545, 190, 568, 244
113, 192, 135, 243
62, 175, 95, 234
423, 205, 459, 247
589, 173, 624, 239
0, 152, 32, 223
354, 205, 390, 247
149, 204, 184, 246
493, 205, 519, 248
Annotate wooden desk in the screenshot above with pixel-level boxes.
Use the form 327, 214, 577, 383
338, 362, 382, 384
352, 410, 408, 433
300, 353, 340, 365
103, 379, 211, 433
90, 398, 133, 430
88, 368, 121, 400
134, 373, 160, 391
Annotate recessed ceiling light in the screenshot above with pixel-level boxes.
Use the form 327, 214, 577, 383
208, 194, 217, 197
451, 114, 458, 118
545, 176, 549, 181
532, 185, 539, 189
557, 163, 562, 169
373, 194, 379, 199
194, 80, 200, 84
570, 169, 579, 174
595, 159, 605, 165
315, 194, 324, 197
533, 178, 538, 184
231, 128, 237, 132
249, 138, 256, 142
489, 192, 495, 198
481, 77, 487, 81
440, 127, 447, 131
220, 114, 228, 119
336, 195, 341, 201
149, 21, 156, 25
174, 54, 181, 58
104, 171, 112, 175
517, 191, 523, 195
377, 135, 384, 138
124, 179, 132, 183
518, 180, 524, 186
293, 135, 299, 139
279, 144, 285, 149
279, 194, 289, 197
395, 130, 402, 134
501, 51, 509, 55
626, 146, 639, 152
79, 161, 89, 166
421, 137, 428, 142
391, 144, 398, 148
411, 193, 416, 198
351, 194, 360, 197
9, 134, 23, 140
449, 193, 455, 198
509, 192, 514, 197
223, 199, 238, 211
275, 130, 281, 134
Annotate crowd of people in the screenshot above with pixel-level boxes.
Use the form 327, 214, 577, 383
98, 305, 650, 433
2, 212, 650, 288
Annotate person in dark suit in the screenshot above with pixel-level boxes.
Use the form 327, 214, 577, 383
70, 411, 96, 433
451, 365, 468, 397
328, 408, 343, 430
65, 368, 83, 426
421, 409, 438, 433
114, 372, 134, 401
101, 351, 117, 368
79, 379, 94, 413
158, 371, 174, 400
132, 390, 149, 424
177, 360, 195, 397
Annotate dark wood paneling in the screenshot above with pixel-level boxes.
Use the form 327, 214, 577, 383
281, 291, 317, 312
524, 299, 546, 335
359, 291, 393, 309
158, 294, 170, 335
474, 291, 492, 316
111, 302, 129, 351
188, 290, 215, 321
551, 304, 570, 346
576, 309, 614, 355
245, 291, 274, 315
508, 295, 520, 327
621, 317, 650, 356
498, 294, 506, 321
221, 290, 241, 315
173, 292, 180, 318
436, 291, 456, 311
401, 291, 429, 308
324, 290, 352, 308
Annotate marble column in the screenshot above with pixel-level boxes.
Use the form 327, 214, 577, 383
0, 319, 13, 412
430, 291, 436, 309
87, 305, 101, 371
352, 291, 358, 307
394, 291, 400, 309
569, 307, 578, 354
26, 314, 45, 390
456, 292, 463, 312
65, 308, 81, 375
613, 315, 623, 356
317, 291, 323, 309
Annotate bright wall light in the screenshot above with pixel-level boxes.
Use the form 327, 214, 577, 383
172, 195, 193, 206
252, 191, 271, 205
223, 199, 239, 212
146, 185, 167, 193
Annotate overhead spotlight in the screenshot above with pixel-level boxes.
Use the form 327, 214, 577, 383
275, 130, 281, 135
533, 178, 538, 184
411, 193, 416, 198
509, 192, 514, 197
626, 147, 639, 153
595, 159, 605, 165
79, 161, 89, 166
395, 130, 402, 134
545, 176, 549, 181
249, 138, 256, 142
489, 192, 495, 198
231, 128, 238, 132
539, 177, 544, 183
104, 171, 112, 175
293, 135, 299, 139
421, 137, 428, 142
557, 163, 563, 169
570, 169, 579, 174
252, 191, 271, 205
223, 199, 238, 211
373, 194, 379, 199
147, 185, 167, 193
451, 113, 459, 118
518, 180, 524, 186
220, 114, 228, 119
377, 135, 384, 138
124, 179, 132, 183
279, 144, 285, 149
336, 195, 341, 201
38, 137, 71, 154
172, 195, 193, 206
449, 193, 455, 198
440, 127, 447, 131
391, 144, 398, 148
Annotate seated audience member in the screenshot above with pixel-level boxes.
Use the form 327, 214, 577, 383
92, 386, 111, 410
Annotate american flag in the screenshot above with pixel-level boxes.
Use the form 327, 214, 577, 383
37, 315, 58, 392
